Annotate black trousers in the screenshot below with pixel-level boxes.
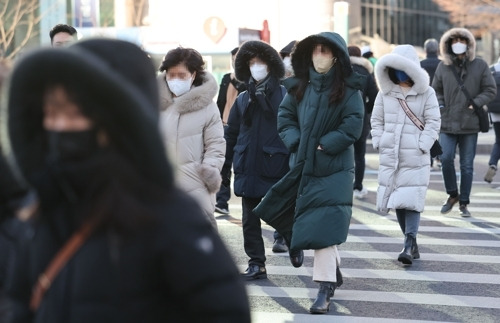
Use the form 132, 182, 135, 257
353, 113, 371, 190
242, 197, 266, 267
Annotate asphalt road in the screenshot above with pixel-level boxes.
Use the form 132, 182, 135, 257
216, 151, 500, 323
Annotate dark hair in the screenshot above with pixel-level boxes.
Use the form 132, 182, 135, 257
362, 51, 373, 59
348, 46, 361, 57
387, 67, 414, 86
294, 41, 345, 105
159, 47, 206, 87
49, 24, 78, 43
230, 47, 239, 56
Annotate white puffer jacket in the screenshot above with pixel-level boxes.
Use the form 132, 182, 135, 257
158, 71, 225, 227
371, 45, 441, 213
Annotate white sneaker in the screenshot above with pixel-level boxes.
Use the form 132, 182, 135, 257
353, 187, 368, 199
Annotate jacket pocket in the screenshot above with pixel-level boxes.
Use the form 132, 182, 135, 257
261, 146, 290, 178
312, 150, 343, 177
233, 143, 248, 174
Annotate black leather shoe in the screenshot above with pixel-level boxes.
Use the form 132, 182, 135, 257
289, 249, 304, 268
241, 265, 267, 280
309, 282, 336, 314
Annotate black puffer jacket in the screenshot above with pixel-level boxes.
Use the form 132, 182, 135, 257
2, 39, 250, 323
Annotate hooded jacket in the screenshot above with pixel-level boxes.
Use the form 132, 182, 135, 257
371, 45, 441, 213
432, 28, 496, 134
224, 40, 289, 199
254, 32, 365, 251
1, 39, 250, 323
158, 71, 225, 228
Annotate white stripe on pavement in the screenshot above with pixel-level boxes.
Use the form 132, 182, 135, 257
349, 224, 500, 234
346, 236, 500, 247
247, 286, 500, 309
239, 266, 500, 285
264, 249, 500, 264
251, 312, 453, 323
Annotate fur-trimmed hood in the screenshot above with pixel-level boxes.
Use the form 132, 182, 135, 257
234, 40, 284, 83
375, 44, 430, 94
439, 27, 476, 65
350, 56, 373, 74
291, 32, 353, 80
158, 71, 218, 114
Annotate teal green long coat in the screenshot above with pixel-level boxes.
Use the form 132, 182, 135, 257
254, 32, 365, 252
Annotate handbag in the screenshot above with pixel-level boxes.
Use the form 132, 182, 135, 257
398, 98, 442, 158
449, 66, 490, 133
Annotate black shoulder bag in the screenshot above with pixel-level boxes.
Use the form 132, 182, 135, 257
398, 98, 442, 158
449, 66, 490, 133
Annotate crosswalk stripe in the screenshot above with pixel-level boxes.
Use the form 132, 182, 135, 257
251, 312, 447, 323
240, 266, 500, 285
349, 223, 500, 234
264, 249, 500, 264
247, 286, 500, 309
346, 236, 500, 247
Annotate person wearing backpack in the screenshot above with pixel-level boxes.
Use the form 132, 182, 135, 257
484, 59, 500, 183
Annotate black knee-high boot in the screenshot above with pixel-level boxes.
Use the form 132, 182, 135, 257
398, 234, 415, 265
309, 281, 336, 314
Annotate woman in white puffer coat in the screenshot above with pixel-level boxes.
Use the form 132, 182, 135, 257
158, 47, 225, 229
371, 45, 441, 265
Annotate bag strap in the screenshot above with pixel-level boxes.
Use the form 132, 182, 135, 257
397, 98, 425, 131
30, 218, 99, 311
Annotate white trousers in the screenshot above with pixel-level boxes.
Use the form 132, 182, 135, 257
312, 245, 341, 282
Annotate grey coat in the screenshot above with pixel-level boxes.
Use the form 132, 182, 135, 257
432, 28, 496, 134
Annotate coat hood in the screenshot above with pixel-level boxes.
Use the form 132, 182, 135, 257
439, 28, 476, 65
375, 44, 430, 94
291, 32, 353, 80
0, 38, 173, 189
234, 40, 285, 82
350, 56, 373, 74
158, 71, 218, 114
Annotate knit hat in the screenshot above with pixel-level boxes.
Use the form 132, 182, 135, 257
0, 38, 173, 189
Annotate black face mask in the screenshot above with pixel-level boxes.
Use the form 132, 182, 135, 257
46, 129, 100, 162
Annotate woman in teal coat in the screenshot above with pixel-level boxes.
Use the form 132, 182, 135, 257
254, 32, 365, 314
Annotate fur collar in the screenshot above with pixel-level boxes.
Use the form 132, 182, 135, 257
158, 71, 218, 114
375, 44, 429, 95
350, 56, 373, 74
439, 28, 476, 65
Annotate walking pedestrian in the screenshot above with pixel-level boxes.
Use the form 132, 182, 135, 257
348, 45, 378, 199
2, 38, 250, 323
254, 32, 365, 314
432, 27, 496, 217
223, 40, 290, 280
371, 45, 441, 265
484, 57, 500, 183
280, 40, 297, 78
214, 47, 246, 216
49, 24, 78, 48
157, 47, 226, 229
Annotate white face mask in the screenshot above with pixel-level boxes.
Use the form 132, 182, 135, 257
250, 63, 268, 82
451, 42, 467, 55
167, 78, 192, 97
312, 55, 336, 74
283, 56, 293, 75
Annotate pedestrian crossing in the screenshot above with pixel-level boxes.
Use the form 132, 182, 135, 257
216, 187, 500, 322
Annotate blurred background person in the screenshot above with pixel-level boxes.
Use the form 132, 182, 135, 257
3, 38, 250, 322
214, 47, 246, 216
158, 47, 226, 229
49, 24, 78, 48
484, 57, 500, 183
371, 44, 441, 265
224, 40, 290, 279
348, 45, 378, 199
280, 40, 297, 78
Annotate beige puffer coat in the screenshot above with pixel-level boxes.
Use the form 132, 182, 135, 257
158, 72, 225, 228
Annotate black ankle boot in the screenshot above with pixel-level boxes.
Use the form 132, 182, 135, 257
336, 267, 343, 288
398, 234, 414, 265
309, 282, 335, 314
411, 237, 420, 259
